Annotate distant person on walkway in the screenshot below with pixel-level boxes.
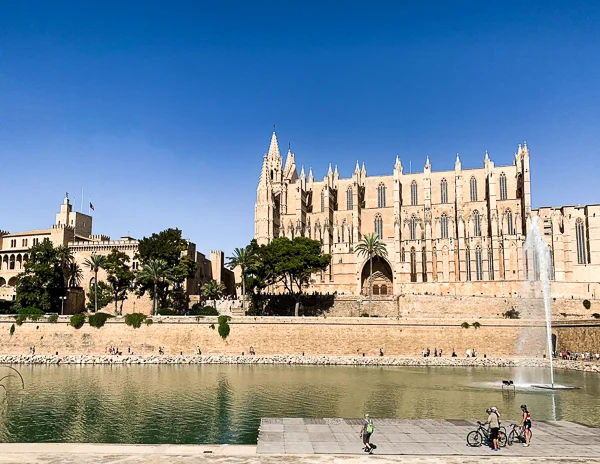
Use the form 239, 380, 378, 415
452, 349, 457, 357
519, 404, 532, 447
249, 346, 256, 355
196, 346, 202, 355
379, 348, 384, 357
484, 407, 501, 451
360, 413, 374, 454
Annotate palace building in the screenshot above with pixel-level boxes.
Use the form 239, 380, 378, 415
255, 131, 600, 297
0, 196, 235, 313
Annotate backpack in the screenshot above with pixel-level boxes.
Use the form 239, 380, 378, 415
366, 419, 373, 434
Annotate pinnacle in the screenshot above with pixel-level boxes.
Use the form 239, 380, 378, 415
268, 130, 281, 160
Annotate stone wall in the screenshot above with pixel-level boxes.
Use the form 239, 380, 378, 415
326, 294, 597, 320
1, 315, 551, 358
554, 321, 600, 353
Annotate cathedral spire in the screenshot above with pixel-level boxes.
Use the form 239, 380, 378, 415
394, 155, 403, 174
361, 162, 367, 177
300, 165, 305, 179
268, 129, 281, 160
327, 163, 333, 176
308, 167, 314, 183
425, 155, 431, 169
354, 160, 360, 174
455, 153, 462, 170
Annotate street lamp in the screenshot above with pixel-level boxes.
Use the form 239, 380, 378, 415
59, 296, 67, 315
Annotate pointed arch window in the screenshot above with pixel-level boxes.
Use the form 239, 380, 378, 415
441, 179, 448, 204
473, 210, 481, 237
440, 214, 449, 239
321, 189, 325, 212
410, 247, 417, 282
487, 246, 494, 280
506, 209, 513, 235
347, 186, 353, 210
470, 176, 478, 202
374, 215, 383, 240
576, 218, 587, 264
465, 246, 472, 281
475, 246, 483, 281
341, 219, 347, 243
411, 180, 418, 206
377, 183, 386, 208
401, 247, 406, 263
410, 215, 417, 241
499, 172, 508, 200
422, 247, 427, 282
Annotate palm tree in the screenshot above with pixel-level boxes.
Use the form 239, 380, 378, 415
137, 259, 174, 315
55, 245, 74, 288
201, 279, 226, 301
226, 246, 257, 312
68, 262, 83, 288
355, 233, 388, 317
84, 255, 106, 313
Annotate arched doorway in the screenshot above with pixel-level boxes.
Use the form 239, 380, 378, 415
361, 256, 393, 296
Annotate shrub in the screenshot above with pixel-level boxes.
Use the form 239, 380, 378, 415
218, 315, 231, 340
145, 318, 153, 325
472, 321, 481, 329
88, 312, 114, 329
360, 312, 370, 317
209, 324, 215, 330
592, 313, 600, 319
157, 308, 179, 316
503, 309, 520, 319
197, 306, 218, 316
9, 324, 15, 336
15, 316, 24, 326
124, 313, 147, 329
461, 322, 470, 329
70, 313, 86, 329
583, 300, 591, 310
47, 313, 59, 323
15, 307, 45, 325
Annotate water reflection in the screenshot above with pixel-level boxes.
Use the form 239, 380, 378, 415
1, 365, 598, 444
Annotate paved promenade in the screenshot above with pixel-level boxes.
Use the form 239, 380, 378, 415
0, 444, 597, 464
257, 418, 600, 458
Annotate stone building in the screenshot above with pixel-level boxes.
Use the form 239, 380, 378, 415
255, 131, 600, 297
0, 196, 235, 313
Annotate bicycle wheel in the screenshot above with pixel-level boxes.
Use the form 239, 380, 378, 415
498, 428, 508, 447
508, 430, 516, 446
467, 431, 483, 447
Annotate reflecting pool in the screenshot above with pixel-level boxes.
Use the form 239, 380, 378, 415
0, 364, 598, 444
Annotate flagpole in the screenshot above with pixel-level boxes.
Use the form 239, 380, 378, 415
81, 188, 84, 213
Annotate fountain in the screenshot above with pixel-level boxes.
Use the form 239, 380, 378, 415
524, 217, 577, 390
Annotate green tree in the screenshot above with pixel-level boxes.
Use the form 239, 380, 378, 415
85, 281, 113, 312
262, 236, 331, 316
201, 279, 226, 300
355, 233, 388, 317
55, 245, 75, 289
226, 246, 258, 312
84, 254, 106, 313
67, 262, 83, 288
136, 228, 197, 307
136, 259, 174, 315
15, 241, 65, 312
103, 249, 135, 315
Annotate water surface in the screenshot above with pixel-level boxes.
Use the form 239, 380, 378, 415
0, 364, 598, 444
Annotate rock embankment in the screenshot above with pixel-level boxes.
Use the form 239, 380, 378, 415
0, 354, 598, 372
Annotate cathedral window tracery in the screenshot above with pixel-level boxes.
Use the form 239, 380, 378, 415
487, 246, 494, 280
411, 181, 418, 206
470, 176, 478, 202
473, 210, 481, 237
441, 213, 449, 239
506, 209, 513, 235
409, 215, 417, 241
347, 186, 353, 210
377, 183, 386, 208
576, 218, 587, 264
374, 214, 383, 239
475, 246, 483, 281
441, 178, 448, 204
499, 172, 508, 200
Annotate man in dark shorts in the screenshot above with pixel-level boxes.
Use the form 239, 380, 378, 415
360, 413, 374, 454
484, 407, 501, 451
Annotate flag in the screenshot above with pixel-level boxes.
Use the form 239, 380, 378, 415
89, 202, 95, 211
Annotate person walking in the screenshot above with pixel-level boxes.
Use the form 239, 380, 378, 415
360, 413, 374, 454
484, 407, 501, 451
519, 405, 532, 447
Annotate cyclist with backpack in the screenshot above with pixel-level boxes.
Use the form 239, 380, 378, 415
484, 407, 501, 451
519, 405, 532, 447
360, 413, 374, 454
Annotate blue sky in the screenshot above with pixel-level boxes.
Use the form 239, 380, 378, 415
1, 1, 599, 256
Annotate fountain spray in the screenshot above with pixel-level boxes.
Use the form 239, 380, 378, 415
524, 216, 554, 388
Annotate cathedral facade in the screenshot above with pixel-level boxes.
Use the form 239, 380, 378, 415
255, 131, 600, 296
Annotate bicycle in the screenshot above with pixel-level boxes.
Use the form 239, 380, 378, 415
467, 421, 507, 447
507, 423, 533, 446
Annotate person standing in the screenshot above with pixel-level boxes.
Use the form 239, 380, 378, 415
484, 407, 501, 451
519, 405, 532, 447
360, 414, 374, 454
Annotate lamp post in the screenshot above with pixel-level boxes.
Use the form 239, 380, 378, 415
59, 296, 67, 315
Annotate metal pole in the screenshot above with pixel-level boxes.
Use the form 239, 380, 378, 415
61, 297, 65, 315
